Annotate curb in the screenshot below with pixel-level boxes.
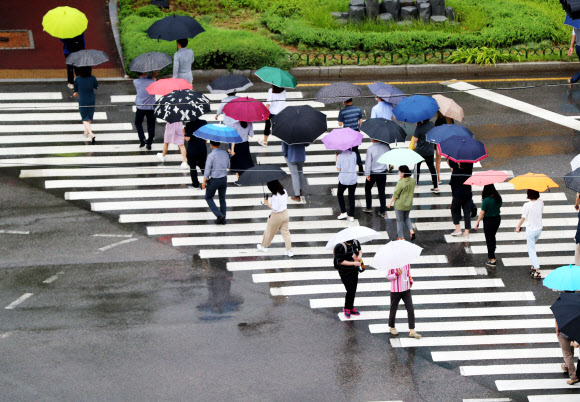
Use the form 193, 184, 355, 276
108, 0, 127, 77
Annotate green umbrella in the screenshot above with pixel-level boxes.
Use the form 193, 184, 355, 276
42, 6, 88, 39
255, 67, 297, 89
377, 149, 424, 168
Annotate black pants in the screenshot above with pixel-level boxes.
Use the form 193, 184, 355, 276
66, 63, 79, 85
337, 182, 357, 217
263, 113, 276, 136
483, 215, 501, 259
365, 171, 387, 213
389, 289, 415, 329
352, 145, 364, 172
339, 272, 359, 310
187, 152, 206, 187
451, 194, 472, 230
135, 109, 156, 145
416, 154, 438, 188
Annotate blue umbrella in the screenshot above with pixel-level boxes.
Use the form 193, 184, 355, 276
437, 135, 487, 163
565, 14, 580, 29
193, 123, 243, 143
544, 264, 580, 291
367, 82, 404, 105
393, 95, 439, 123
426, 124, 474, 144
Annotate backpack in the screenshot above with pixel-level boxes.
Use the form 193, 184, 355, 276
333, 240, 360, 270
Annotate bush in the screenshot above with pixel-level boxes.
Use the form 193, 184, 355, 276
134, 5, 164, 18
449, 47, 517, 65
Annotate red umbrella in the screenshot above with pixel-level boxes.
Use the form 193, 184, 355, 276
146, 78, 193, 96
464, 170, 509, 187
222, 97, 270, 122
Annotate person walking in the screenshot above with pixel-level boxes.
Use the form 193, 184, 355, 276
61, 33, 85, 89
333, 238, 363, 319
363, 139, 389, 217
556, 319, 579, 385
229, 121, 255, 185
202, 141, 230, 224
256, 180, 293, 257
371, 97, 393, 120
336, 150, 358, 222
413, 119, 439, 193
259, 85, 287, 147
449, 160, 474, 238
215, 91, 238, 128
515, 189, 544, 278
173, 39, 194, 85
474, 184, 503, 267
569, 27, 580, 89
337, 99, 364, 173
157, 121, 188, 169
575, 193, 580, 265
387, 165, 416, 241
386, 263, 421, 339
184, 119, 208, 189
282, 141, 306, 202
73, 66, 98, 144
434, 111, 454, 183
133, 72, 156, 150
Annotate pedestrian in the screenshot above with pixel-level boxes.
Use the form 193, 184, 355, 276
336, 150, 358, 222
474, 184, 503, 267
133, 72, 156, 150
156, 121, 188, 169
434, 111, 454, 183
282, 141, 306, 202
173, 38, 194, 85
568, 26, 580, 89
387, 165, 416, 241
61, 33, 85, 89
256, 180, 293, 257
333, 238, 363, 319
449, 160, 474, 238
215, 91, 238, 128
386, 263, 421, 339
575, 193, 580, 265
337, 99, 364, 173
184, 119, 208, 189
371, 97, 394, 120
259, 85, 286, 147
202, 141, 230, 224
515, 189, 544, 278
556, 319, 579, 385
73, 66, 98, 144
413, 119, 439, 193
229, 121, 255, 185
363, 139, 389, 217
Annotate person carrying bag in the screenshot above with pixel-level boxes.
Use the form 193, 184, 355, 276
333, 239, 364, 319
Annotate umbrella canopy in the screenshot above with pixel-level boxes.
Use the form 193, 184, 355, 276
437, 136, 488, 163
565, 168, 580, 193
432, 95, 464, 122
154, 90, 210, 123
65, 49, 108, 67
42, 6, 87, 39
369, 240, 423, 271
207, 75, 253, 94
565, 14, 580, 29
551, 292, 580, 342
426, 124, 473, 144
325, 226, 379, 250
270, 106, 327, 145
321, 128, 363, 152
147, 78, 192, 96
509, 173, 559, 192
393, 95, 439, 123
255, 67, 297, 89
193, 123, 243, 143
315, 82, 361, 104
571, 154, 580, 171
146, 15, 205, 41
377, 148, 424, 167
361, 118, 407, 144
367, 82, 404, 105
222, 97, 270, 122
129, 52, 172, 73
464, 170, 509, 187
237, 165, 287, 186
544, 264, 580, 291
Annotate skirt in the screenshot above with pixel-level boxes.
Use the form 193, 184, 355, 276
164, 122, 184, 146
79, 106, 94, 122
230, 141, 255, 172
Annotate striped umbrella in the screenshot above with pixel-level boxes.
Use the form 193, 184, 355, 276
129, 52, 172, 73
65, 49, 108, 67
192, 123, 243, 143
315, 82, 361, 104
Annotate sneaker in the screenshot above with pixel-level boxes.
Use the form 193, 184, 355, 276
463, 232, 470, 240
156, 153, 165, 162
350, 308, 360, 316
567, 378, 579, 385
409, 331, 422, 339
337, 212, 348, 220
233, 181, 242, 187
285, 250, 294, 257
290, 196, 301, 202
486, 260, 497, 267
430, 188, 440, 194
389, 327, 398, 335
348, 216, 355, 222
67, 83, 74, 89
139, 142, 146, 148
187, 184, 201, 190
450, 229, 462, 236
362, 208, 373, 214
180, 161, 189, 170
256, 244, 268, 252
343, 308, 351, 319
378, 212, 387, 218
258, 137, 268, 147
146, 144, 152, 150
216, 216, 226, 225
562, 363, 569, 373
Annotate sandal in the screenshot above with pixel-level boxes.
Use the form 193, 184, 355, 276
569, 79, 574, 90
531, 270, 541, 279
530, 266, 536, 272
410, 232, 416, 241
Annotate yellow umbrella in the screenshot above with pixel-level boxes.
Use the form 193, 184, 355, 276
42, 6, 88, 39
508, 172, 559, 192
432, 94, 464, 122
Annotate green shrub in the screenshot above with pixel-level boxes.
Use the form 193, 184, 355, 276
448, 47, 517, 65
134, 5, 164, 18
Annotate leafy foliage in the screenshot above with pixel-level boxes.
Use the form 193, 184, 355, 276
448, 47, 517, 65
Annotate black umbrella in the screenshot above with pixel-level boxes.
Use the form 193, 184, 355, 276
551, 292, 580, 342
207, 75, 253, 94
237, 165, 287, 186
270, 106, 328, 144
154, 90, 210, 123
360, 118, 407, 144
315, 82, 361, 104
146, 15, 205, 41
565, 168, 580, 193
129, 52, 172, 73
65, 49, 109, 67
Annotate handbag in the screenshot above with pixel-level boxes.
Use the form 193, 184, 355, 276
408, 136, 416, 151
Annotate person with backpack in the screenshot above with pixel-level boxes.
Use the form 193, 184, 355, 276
333, 239, 364, 319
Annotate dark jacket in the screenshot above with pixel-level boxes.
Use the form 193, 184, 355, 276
61, 33, 85, 56
333, 240, 361, 275
449, 160, 473, 198
184, 120, 208, 155
413, 120, 435, 157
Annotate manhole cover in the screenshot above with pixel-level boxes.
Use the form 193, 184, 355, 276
0, 30, 34, 50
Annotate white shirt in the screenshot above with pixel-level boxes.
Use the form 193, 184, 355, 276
216, 95, 238, 128
522, 199, 544, 231
270, 190, 288, 213
267, 89, 287, 115
232, 122, 254, 142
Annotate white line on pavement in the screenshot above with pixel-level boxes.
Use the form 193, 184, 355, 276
528, 395, 580, 402
431, 348, 561, 362
0, 92, 63, 100
471, 243, 575, 254
496, 378, 580, 391
0, 123, 132, 133
0, 102, 78, 111
502, 255, 577, 267
0, 230, 30, 235
389, 204, 576, 219
0, 112, 107, 122
417, 216, 574, 231
0, 144, 164, 157
4, 293, 33, 309
444, 230, 576, 243
460, 363, 570, 376
1, 133, 141, 144
98, 237, 138, 251
373, 318, 554, 334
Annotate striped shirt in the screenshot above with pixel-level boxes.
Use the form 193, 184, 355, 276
337, 105, 363, 130
386, 264, 413, 293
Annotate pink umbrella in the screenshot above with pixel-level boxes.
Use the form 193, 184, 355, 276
321, 128, 363, 151
146, 78, 193, 95
464, 170, 509, 187
222, 97, 270, 122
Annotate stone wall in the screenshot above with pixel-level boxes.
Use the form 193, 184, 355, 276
333, 0, 455, 25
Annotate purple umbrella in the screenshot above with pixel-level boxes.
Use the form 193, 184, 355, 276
321, 128, 363, 151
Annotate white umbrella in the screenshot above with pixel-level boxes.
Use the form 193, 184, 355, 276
325, 226, 379, 250
369, 240, 423, 271
571, 154, 580, 171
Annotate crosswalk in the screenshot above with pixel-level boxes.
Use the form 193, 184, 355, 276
1, 84, 578, 400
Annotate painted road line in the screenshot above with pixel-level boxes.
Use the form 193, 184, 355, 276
0, 230, 30, 235
202, 243, 387, 258
389, 204, 577, 219
92, 234, 134, 238
258, 153, 480, 166
463, 399, 511, 402
0, 102, 78, 111
50, 175, 266, 189
42, 271, 64, 284
445, 230, 577, 243
0, 92, 63, 100
0, 154, 193, 168
0, 112, 107, 121
141, 109, 341, 122
528, 395, 580, 402
392, 333, 555, 348
417, 216, 574, 231
0, 123, 132, 133
309, 174, 451, 187
0, 144, 166, 157
431, 348, 562, 362
112, 92, 305, 103
4, 293, 33, 309
502, 255, 577, 267
1, 133, 141, 144
98, 237, 138, 251
461, 363, 570, 376
496, 378, 580, 391
24, 166, 204, 179
372, 318, 554, 334
66, 185, 275, 199
471, 243, 575, 254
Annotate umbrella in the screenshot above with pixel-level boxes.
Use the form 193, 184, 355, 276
360, 118, 407, 144
551, 292, 580, 342
270, 106, 327, 145
544, 264, 580, 291
437, 136, 487, 163
393, 95, 439, 123
146, 15, 205, 41
377, 148, 424, 167
509, 173, 559, 192
237, 165, 287, 186
222, 97, 270, 122
65, 49, 108, 67
42, 6, 87, 39
315, 82, 361, 104
193, 123, 243, 143
432, 95, 464, 122
565, 14, 580, 29
369, 240, 423, 271
464, 170, 509, 187
321, 128, 363, 152
154, 90, 210, 123
129, 52, 172, 73
147, 78, 192, 96
325, 226, 379, 250
207, 75, 253, 94
367, 82, 404, 105
572, 154, 580, 171
255, 67, 297, 89
426, 124, 473, 144
565, 168, 580, 193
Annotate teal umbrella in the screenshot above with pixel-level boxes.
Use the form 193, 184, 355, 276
377, 148, 424, 168
543, 264, 580, 291
255, 67, 297, 89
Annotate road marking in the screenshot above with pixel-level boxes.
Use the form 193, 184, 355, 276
0, 332, 12, 339
0, 144, 165, 157
0, 123, 132, 133
0, 102, 78, 111
0, 92, 63, 100
98, 237, 138, 251
417, 216, 574, 231
0, 112, 107, 122
502, 255, 577, 267
431, 348, 561, 362
0, 154, 192, 168
372, 318, 554, 334
111, 92, 305, 103
42, 271, 65, 284
471, 242, 575, 254
445, 230, 576, 243
4, 293, 33, 309
24, 166, 204, 179
463, 399, 512, 402
92, 234, 134, 238
528, 395, 580, 402
66, 185, 278, 199
0, 230, 30, 234
296, 77, 571, 87
0, 133, 143, 145
389, 204, 576, 219
460, 363, 571, 376
496, 378, 579, 391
